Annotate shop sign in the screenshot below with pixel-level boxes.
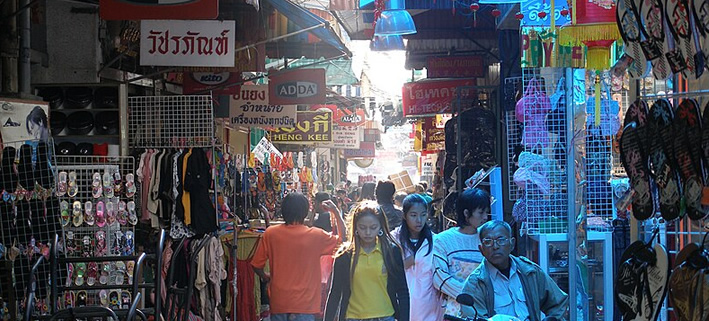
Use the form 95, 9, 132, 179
435, 114, 452, 128
229, 85, 297, 128
100, 0, 218, 20
271, 111, 332, 143
519, 0, 570, 27
0, 98, 49, 143
420, 153, 438, 176
140, 20, 235, 67
422, 117, 445, 151
183, 72, 241, 94
311, 105, 366, 126
251, 137, 283, 164
269, 69, 326, 105
521, 28, 585, 68
402, 79, 476, 117
363, 128, 380, 142
427, 56, 485, 78
345, 142, 375, 158
319, 125, 361, 149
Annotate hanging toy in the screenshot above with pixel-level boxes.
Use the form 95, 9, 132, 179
469, 2, 480, 27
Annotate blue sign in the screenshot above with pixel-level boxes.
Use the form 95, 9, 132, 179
520, 0, 570, 27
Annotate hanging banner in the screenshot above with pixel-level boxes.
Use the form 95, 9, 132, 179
311, 105, 366, 126
427, 56, 485, 78
140, 20, 235, 67
422, 117, 445, 151
521, 28, 585, 68
271, 111, 332, 143
269, 69, 327, 105
0, 99, 50, 143
402, 79, 476, 117
319, 126, 361, 149
183, 72, 240, 94
344, 141, 376, 158
100, 0, 218, 20
229, 85, 297, 128
251, 137, 283, 164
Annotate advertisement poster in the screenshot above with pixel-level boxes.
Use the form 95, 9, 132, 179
140, 20, 236, 67
319, 126, 361, 149
427, 56, 485, 78
183, 72, 240, 94
230, 85, 297, 128
0, 99, 50, 143
271, 111, 332, 143
100, 0, 218, 20
269, 69, 326, 105
402, 79, 476, 117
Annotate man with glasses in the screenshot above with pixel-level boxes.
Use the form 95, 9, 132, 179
461, 220, 568, 321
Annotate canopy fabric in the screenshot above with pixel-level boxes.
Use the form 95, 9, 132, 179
265, 58, 358, 86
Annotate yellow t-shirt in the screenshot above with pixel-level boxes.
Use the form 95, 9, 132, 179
346, 243, 395, 319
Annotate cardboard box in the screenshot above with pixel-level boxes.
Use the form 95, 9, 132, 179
388, 170, 415, 193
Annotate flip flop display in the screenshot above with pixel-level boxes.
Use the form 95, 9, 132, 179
125, 173, 136, 198
666, 0, 702, 78
72, 201, 83, 227
648, 100, 682, 220
56, 171, 68, 197
617, 0, 650, 78
96, 201, 106, 228
92, 173, 102, 199
615, 240, 670, 321
84, 201, 94, 226
674, 99, 706, 220
639, 0, 673, 79
621, 101, 655, 220
60, 201, 70, 227
67, 171, 78, 198
692, 0, 709, 70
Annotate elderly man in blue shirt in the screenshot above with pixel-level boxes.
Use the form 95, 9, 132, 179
461, 220, 569, 321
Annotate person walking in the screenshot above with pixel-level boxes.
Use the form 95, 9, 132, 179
376, 180, 404, 231
251, 193, 345, 321
324, 201, 409, 321
391, 194, 443, 321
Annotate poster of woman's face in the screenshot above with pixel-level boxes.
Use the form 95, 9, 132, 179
0, 99, 50, 143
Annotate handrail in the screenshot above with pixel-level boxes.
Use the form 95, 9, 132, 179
48, 306, 119, 321
127, 292, 142, 321
23, 255, 45, 321
155, 229, 166, 321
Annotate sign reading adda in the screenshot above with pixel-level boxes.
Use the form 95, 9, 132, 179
269, 69, 326, 105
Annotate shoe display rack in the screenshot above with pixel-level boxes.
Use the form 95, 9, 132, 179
53, 155, 138, 312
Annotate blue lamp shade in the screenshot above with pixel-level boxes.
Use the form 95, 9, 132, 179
370, 35, 405, 51
374, 0, 416, 36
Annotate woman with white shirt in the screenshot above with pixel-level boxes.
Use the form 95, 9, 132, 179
392, 194, 443, 321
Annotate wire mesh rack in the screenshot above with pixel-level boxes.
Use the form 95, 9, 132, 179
518, 68, 569, 235
0, 138, 61, 318
504, 76, 524, 202
128, 95, 214, 149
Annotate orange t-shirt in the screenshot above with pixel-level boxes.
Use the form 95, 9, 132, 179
251, 224, 340, 314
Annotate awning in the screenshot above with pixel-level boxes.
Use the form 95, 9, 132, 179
266, 58, 358, 85
263, 0, 352, 57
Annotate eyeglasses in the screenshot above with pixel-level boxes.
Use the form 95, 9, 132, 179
481, 237, 511, 248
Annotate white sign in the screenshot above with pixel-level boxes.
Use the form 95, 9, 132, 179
140, 20, 236, 67
0, 99, 50, 143
230, 85, 297, 128
319, 126, 361, 149
251, 137, 282, 164
421, 153, 438, 176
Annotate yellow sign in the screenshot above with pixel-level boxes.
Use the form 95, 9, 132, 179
271, 111, 332, 143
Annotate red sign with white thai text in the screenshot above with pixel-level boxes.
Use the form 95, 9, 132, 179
140, 20, 235, 67
422, 117, 445, 151
311, 105, 366, 127
402, 79, 476, 117
269, 69, 326, 105
183, 72, 240, 94
427, 56, 485, 78
100, 0, 218, 20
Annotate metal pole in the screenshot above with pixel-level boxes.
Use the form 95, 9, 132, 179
565, 68, 577, 321
456, 88, 463, 193
19, 0, 30, 94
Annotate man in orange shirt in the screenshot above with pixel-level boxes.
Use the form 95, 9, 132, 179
252, 192, 345, 321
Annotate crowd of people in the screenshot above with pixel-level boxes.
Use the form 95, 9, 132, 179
251, 180, 569, 321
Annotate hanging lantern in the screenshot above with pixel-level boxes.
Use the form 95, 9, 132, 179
469, 2, 480, 27
538, 11, 547, 19
515, 12, 524, 20
560, 7, 569, 17
559, 0, 620, 70
491, 8, 501, 17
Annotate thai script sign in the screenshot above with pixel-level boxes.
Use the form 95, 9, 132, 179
427, 56, 485, 78
230, 85, 297, 128
311, 105, 366, 127
183, 72, 240, 94
521, 28, 585, 68
140, 20, 235, 67
269, 69, 326, 105
345, 142, 376, 158
271, 111, 332, 143
100, 0, 218, 20
422, 117, 445, 151
318, 126, 361, 149
252, 137, 283, 165
402, 79, 476, 117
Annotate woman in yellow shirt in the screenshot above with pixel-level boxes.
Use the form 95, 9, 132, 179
324, 201, 409, 321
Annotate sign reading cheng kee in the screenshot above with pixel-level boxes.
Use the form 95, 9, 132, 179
271, 111, 332, 143
229, 85, 297, 128
269, 69, 326, 105
140, 20, 235, 67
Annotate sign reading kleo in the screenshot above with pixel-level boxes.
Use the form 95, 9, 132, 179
311, 105, 366, 127
427, 56, 485, 78
402, 79, 476, 117
183, 72, 240, 95
100, 0, 218, 20
269, 69, 326, 105
344, 142, 376, 158
319, 126, 361, 149
271, 111, 332, 143
140, 20, 235, 67
230, 85, 297, 128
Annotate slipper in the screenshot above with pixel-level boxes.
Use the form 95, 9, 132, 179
75, 262, 86, 286
65, 263, 74, 287
637, 0, 673, 79
693, 0, 709, 70
76, 290, 87, 307
95, 231, 107, 257
60, 201, 70, 226
114, 231, 124, 257
92, 172, 102, 199
616, 0, 648, 78
297, 151, 304, 168
648, 100, 681, 220
65, 232, 75, 257
96, 201, 106, 227
666, 0, 702, 78
700, 100, 709, 205
113, 170, 122, 196
117, 201, 127, 226
99, 262, 110, 285
87, 262, 98, 286
84, 201, 94, 226
127, 201, 137, 226
125, 173, 136, 198
109, 290, 120, 310
124, 231, 134, 256
126, 261, 135, 284
115, 261, 126, 285
64, 291, 75, 309
121, 291, 131, 310
67, 171, 78, 198
99, 290, 109, 307
616, 240, 663, 320
106, 200, 116, 225
82, 235, 92, 258
56, 171, 68, 197
674, 99, 705, 220
103, 171, 114, 199
72, 201, 83, 227
620, 122, 655, 220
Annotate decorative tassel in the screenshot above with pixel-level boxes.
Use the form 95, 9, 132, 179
587, 46, 612, 70
594, 73, 601, 127
558, 23, 621, 46
550, 0, 555, 29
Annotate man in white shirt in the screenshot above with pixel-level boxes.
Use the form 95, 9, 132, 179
461, 220, 568, 321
